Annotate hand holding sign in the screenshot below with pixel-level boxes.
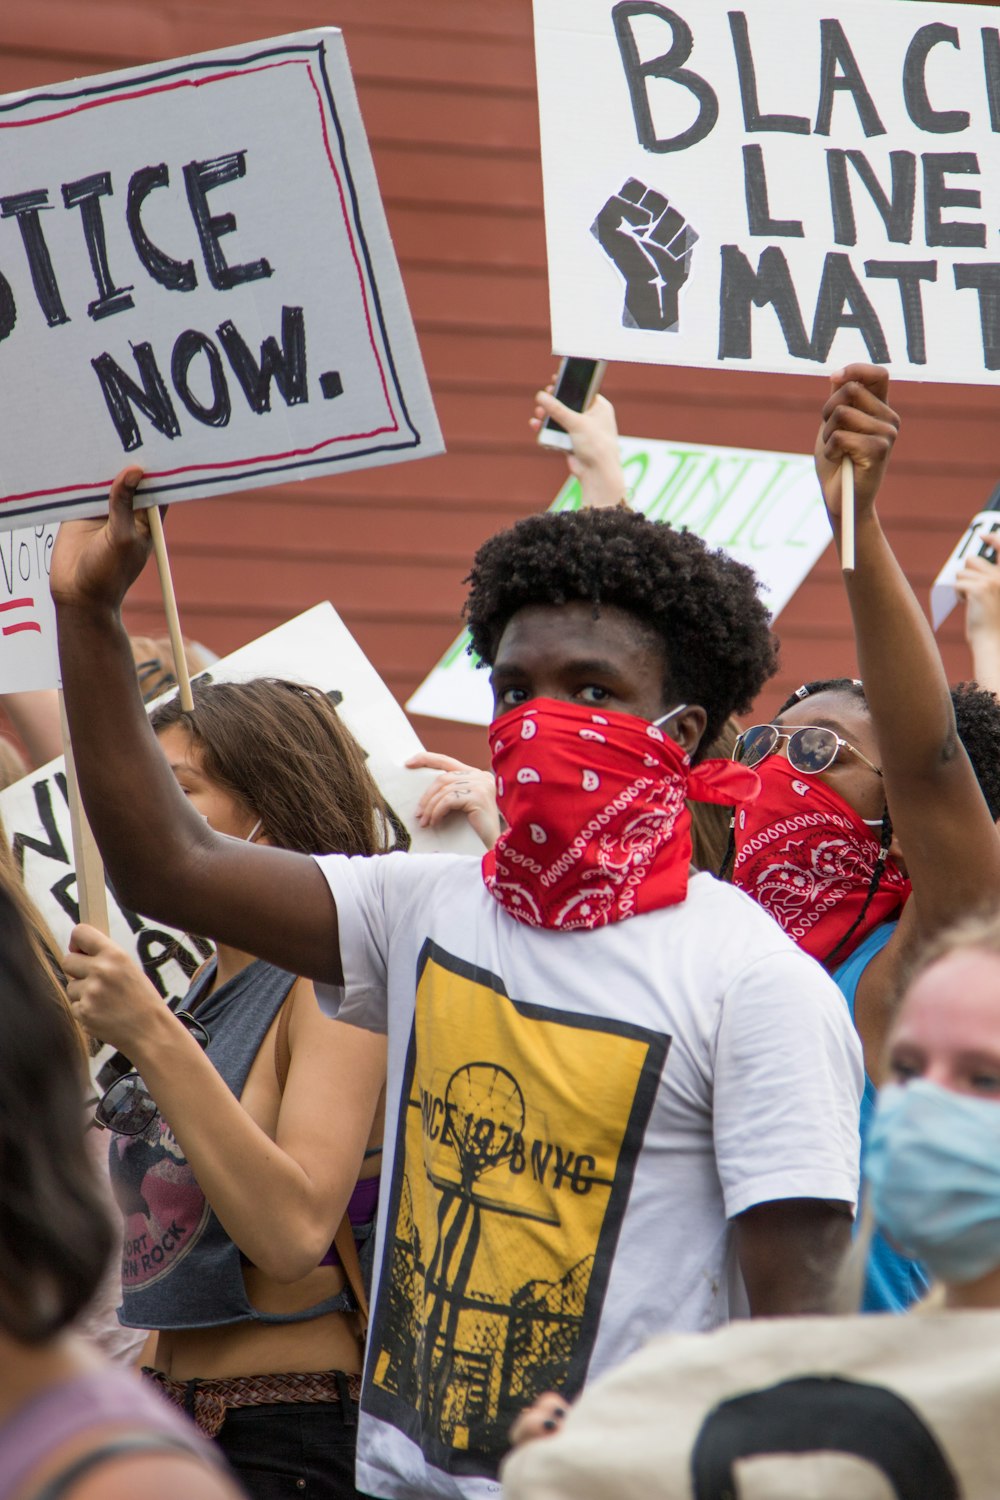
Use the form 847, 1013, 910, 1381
592, 179, 697, 333
814, 366, 899, 555
50, 468, 150, 614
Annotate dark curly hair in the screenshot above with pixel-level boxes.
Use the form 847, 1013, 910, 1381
463, 508, 778, 750
777, 677, 1000, 819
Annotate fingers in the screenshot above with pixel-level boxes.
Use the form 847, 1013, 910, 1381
509, 1392, 570, 1448
417, 772, 488, 828
69, 921, 110, 956
829, 363, 891, 404
406, 752, 471, 775
535, 389, 583, 431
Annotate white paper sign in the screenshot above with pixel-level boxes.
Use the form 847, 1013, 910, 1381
0, 30, 441, 527
2, 602, 482, 1010
0, 525, 60, 690
931, 508, 1000, 629
407, 432, 826, 725
535, 0, 1000, 382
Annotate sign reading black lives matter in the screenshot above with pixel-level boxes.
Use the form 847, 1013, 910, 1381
535, 0, 1000, 382
0, 31, 441, 525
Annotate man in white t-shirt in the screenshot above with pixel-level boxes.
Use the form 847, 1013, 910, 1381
54, 491, 862, 1500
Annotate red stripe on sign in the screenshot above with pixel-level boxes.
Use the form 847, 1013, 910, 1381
2, 622, 41, 635
0, 598, 33, 611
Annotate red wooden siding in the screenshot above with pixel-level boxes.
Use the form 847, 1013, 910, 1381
0, 1, 995, 767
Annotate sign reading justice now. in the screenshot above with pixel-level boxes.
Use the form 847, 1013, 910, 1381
0, 31, 442, 526
535, 0, 1000, 382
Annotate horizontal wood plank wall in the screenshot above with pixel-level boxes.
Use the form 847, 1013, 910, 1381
1, 1, 996, 768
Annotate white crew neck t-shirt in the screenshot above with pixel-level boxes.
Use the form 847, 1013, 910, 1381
314, 853, 863, 1500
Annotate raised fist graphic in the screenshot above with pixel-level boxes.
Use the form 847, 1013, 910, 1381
592, 179, 698, 333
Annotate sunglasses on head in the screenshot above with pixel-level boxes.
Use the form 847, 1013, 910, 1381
93, 1010, 210, 1137
732, 723, 882, 778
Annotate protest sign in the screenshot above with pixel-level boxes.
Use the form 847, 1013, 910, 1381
0, 30, 441, 527
931, 509, 1000, 629
407, 432, 827, 725
535, 0, 1000, 383
0, 525, 59, 691
3, 602, 483, 1010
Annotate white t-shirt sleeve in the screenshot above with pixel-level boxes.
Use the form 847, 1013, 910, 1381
712, 947, 863, 1218
312, 852, 393, 1033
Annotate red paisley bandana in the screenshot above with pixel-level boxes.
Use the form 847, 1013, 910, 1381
731, 755, 911, 965
482, 699, 760, 930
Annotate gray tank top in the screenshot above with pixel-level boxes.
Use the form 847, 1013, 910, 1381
107, 958, 352, 1329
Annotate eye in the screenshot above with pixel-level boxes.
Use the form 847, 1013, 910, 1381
498, 686, 528, 708
887, 1055, 921, 1084
970, 1073, 1000, 1096
579, 685, 611, 704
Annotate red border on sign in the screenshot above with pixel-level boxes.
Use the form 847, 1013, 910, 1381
0, 55, 401, 507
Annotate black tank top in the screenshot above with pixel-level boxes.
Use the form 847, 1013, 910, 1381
108, 959, 352, 1329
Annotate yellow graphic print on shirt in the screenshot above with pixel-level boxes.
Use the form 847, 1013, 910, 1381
367, 940, 669, 1480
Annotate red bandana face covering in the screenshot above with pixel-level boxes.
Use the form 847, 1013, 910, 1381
731, 754, 911, 965
482, 699, 760, 930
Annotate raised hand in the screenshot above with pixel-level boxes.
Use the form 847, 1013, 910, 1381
529, 385, 625, 508
592, 179, 697, 332
814, 365, 899, 519
50, 466, 153, 613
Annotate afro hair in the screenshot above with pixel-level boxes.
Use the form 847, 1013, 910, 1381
463, 507, 778, 748
778, 677, 1000, 819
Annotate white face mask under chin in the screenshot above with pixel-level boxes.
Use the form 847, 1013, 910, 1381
217, 816, 263, 844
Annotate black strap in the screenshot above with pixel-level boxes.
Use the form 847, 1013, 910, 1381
27, 1434, 198, 1500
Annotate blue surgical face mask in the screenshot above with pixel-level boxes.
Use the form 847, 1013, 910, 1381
866, 1079, 1000, 1284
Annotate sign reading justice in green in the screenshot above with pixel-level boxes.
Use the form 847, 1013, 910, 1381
407, 433, 828, 726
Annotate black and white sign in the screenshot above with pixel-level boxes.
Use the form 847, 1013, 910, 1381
535, 0, 1000, 381
0, 30, 442, 525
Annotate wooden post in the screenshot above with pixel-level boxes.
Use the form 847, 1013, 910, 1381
147, 504, 194, 711
58, 691, 109, 935
841, 454, 855, 573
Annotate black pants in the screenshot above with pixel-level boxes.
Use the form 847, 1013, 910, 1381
215, 1393, 367, 1500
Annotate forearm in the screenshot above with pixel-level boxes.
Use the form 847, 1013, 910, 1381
968, 628, 1000, 698
57, 601, 209, 920
840, 512, 957, 781
133, 1012, 353, 1281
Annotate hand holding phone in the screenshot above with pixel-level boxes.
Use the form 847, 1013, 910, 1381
536, 357, 607, 450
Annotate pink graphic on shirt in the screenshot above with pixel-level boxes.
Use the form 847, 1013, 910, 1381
112, 1116, 211, 1288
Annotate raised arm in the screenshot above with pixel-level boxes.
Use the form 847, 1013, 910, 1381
530, 389, 627, 509
52, 471, 343, 984
816, 366, 1000, 999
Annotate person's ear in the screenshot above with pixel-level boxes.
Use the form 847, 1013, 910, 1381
671, 705, 708, 757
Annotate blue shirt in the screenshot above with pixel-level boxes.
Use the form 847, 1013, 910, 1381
834, 922, 930, 1313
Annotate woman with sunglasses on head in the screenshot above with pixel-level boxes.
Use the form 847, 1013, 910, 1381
61, 677, 393, 1500
727, 364, 1000, 1313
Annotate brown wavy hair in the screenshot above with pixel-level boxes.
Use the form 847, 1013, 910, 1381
150, 678, 400, 857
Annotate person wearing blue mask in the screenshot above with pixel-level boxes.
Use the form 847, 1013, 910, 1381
504, 910, 1000, 1499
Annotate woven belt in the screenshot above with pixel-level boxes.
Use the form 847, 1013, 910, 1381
142, 1365, 363, 1438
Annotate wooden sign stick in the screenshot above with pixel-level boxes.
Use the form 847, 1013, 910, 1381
147, 505, 194, 711
841, 454, 856, 573
58, 690, 110, 935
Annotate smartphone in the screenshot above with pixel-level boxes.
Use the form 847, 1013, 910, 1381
537, 356, 608, 450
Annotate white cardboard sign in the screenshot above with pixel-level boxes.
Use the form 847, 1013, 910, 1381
0, 525, 60, 691
535, 0, 1000, 382
407, 432, 826, 725
2, 602, 481, 1009
931, 509, 1000, 629
0, 31, 441, 527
